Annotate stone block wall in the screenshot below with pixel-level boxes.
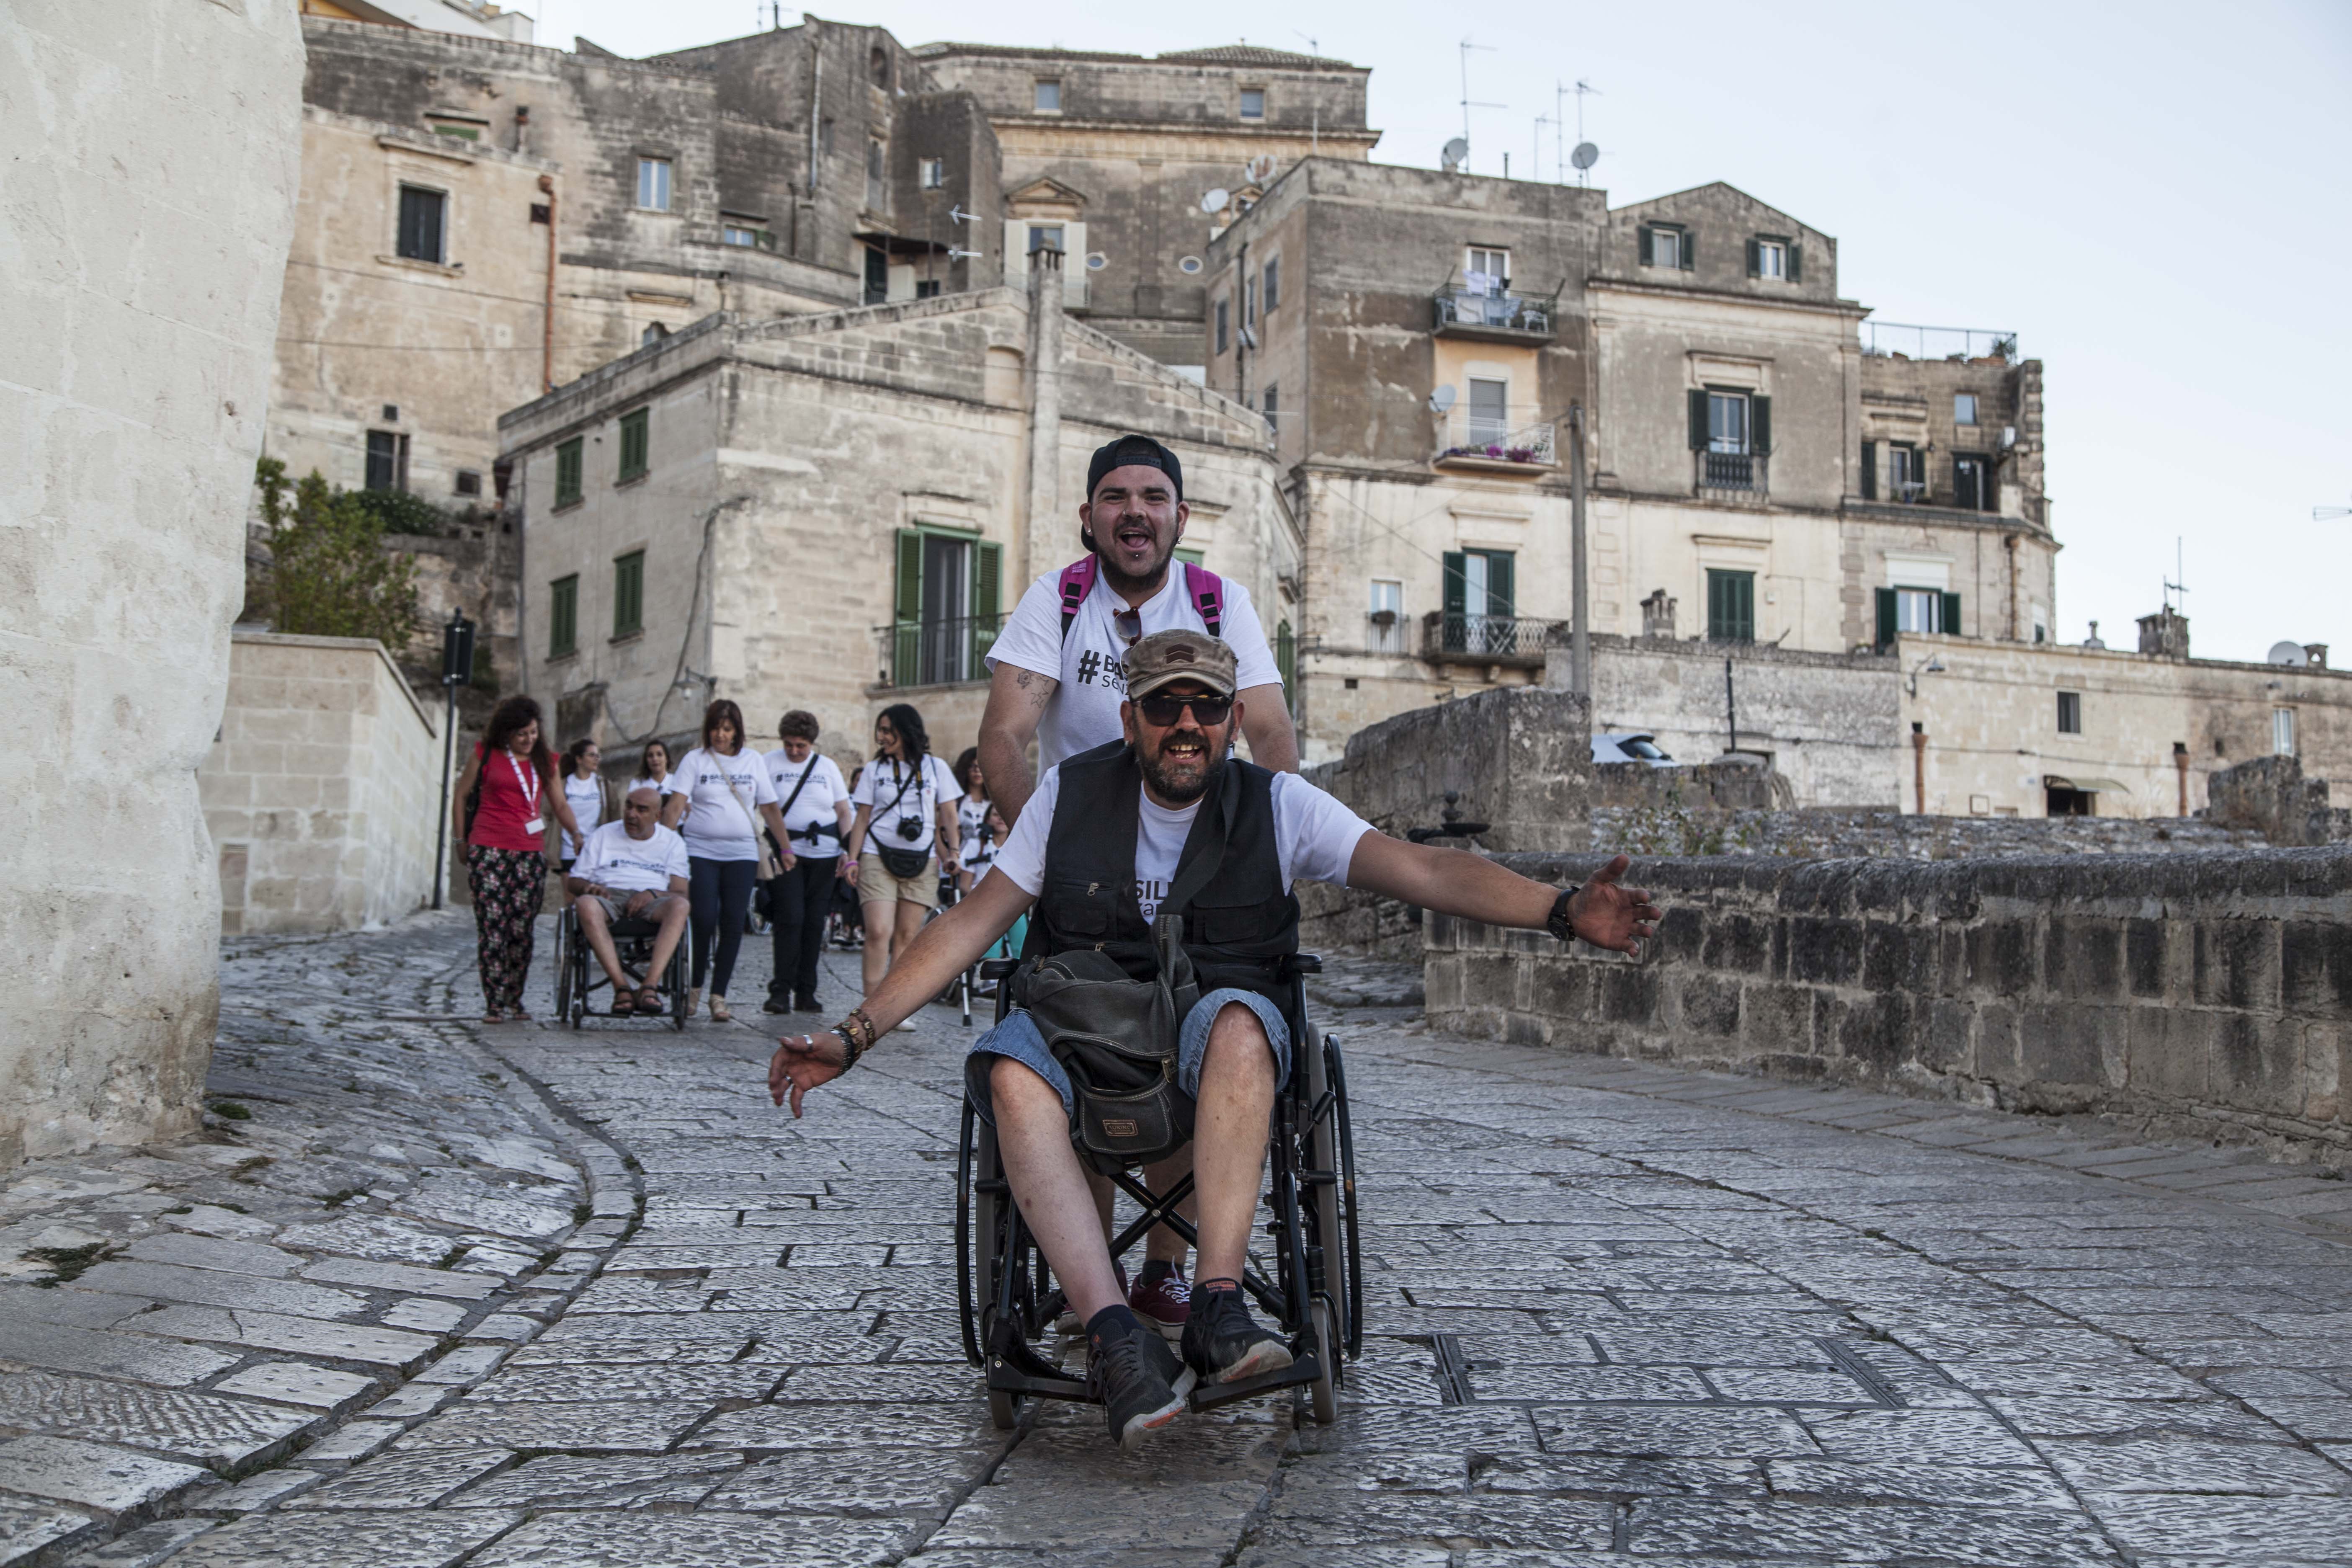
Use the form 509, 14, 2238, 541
2208, 755, 2351, 848
2, 0, 304, 1166
1427, 847, 2352, 1157
202, 634, 443, 934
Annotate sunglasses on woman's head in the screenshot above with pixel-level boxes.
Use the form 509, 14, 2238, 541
1135, 692, 1233, 729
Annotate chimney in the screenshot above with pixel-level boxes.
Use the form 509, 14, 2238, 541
1640, 589, 1676, 640
2137, 606, 2190, 660
2305, 643, 2329, 670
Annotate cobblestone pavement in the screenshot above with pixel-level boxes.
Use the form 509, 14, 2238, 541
6, 914, 2351, 1565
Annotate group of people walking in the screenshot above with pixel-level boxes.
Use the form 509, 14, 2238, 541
453, 691, 993, 1026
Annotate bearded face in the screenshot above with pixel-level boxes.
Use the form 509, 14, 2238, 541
1127, 686, 1235, 804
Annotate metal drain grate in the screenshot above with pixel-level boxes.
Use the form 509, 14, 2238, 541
1430, 1333, 1476, 1405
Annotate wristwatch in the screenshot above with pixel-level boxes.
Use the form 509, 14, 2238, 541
1545, 885, 1582, 945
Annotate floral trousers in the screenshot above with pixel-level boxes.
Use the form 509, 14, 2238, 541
467, 844, 546, 1013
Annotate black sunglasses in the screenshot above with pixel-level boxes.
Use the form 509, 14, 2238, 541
1136, 691, 1233, 728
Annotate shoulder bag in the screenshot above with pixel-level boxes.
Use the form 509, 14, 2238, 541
872, 760, 931, 879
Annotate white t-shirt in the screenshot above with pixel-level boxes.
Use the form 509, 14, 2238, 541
984, 566, 1284, 771
626, 774, 668, 799
957, 794, 990, 847
560, 773, 605, 860
854, 753, 959, 858
764, 749, 850, 859
570, 820, 689, 895
663, 747, 777, 862
991, 766, 1374, 926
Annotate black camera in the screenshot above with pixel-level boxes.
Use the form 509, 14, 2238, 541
896, 816, 923, 842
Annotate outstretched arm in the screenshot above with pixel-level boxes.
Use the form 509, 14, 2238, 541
1236, 682, 1300, 774
1344, 838, 1660, 957
768, 870, 1037, 1115
978, 662, 1057, 825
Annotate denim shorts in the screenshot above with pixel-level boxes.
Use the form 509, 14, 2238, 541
964, 986, 1292, 1125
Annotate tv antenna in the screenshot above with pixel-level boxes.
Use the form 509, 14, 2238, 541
2316, 493, 2351, 521
2162, 536, 2189, 614
947, 205, 979, 226
1570, 79, 1601, 185
947, 248, 983, 260
1533, 114, 1551, 183
1456, 38, 1502, 172
1294, 31, 1321, 154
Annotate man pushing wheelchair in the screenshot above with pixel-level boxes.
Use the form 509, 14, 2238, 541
771, 629, 1660, 1450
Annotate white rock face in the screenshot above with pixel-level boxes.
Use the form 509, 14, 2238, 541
0, 0, 305, 1164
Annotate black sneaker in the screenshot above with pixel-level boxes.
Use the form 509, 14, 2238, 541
1181, 1282, 1293, 1385
761, 995, 791, 1015
794, 994, 824, 1013
1086, 1307, 1196, 1451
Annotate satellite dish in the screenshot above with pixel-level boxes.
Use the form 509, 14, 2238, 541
2269, 640, 2308, 667
1571, 142, 1599, 171
1441, 137, 1469, 172
1428, 385, 1457, 414
1244, 154, 1278, 185
1200, 188, 1230, 215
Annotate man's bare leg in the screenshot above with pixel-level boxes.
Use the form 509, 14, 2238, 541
1189, 1003, 1277, 1289
574, 899, 634, 993
644, 895, 689, 983
991, 1058, 1124, 1321
1142, 1153, 1195, 1266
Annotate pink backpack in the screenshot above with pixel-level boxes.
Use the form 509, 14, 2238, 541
1056, 557, 1223, 642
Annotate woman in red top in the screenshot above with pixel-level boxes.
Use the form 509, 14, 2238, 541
450, 696, 584, 1022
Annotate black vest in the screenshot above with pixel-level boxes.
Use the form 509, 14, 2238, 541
1031, 740, 1299, 1006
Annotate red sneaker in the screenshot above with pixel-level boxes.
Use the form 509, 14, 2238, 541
1128, 1262, 1192, 1339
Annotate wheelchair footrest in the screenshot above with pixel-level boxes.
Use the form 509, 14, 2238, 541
1189, 1349, 1323, 1413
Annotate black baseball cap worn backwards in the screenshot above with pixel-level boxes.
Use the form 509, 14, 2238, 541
1086, 433, 1184, 505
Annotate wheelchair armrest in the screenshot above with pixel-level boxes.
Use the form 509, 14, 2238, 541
978, 958, 1021, 980
1279, 953, 1323, 977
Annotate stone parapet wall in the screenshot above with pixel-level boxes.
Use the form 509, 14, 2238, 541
202, 634, 442, 934
1592, 804, 2269, 860
1426, 847, 2352, 1158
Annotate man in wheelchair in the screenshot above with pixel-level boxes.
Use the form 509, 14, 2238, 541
567, 786, 691, 1016
771, 632, 1658, 1449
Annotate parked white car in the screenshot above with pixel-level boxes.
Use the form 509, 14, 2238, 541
1592, 732, 1679, 767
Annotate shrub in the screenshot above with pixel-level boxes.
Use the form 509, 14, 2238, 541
254, 459, 421, 650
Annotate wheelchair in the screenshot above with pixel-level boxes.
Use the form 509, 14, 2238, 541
551, 900, 690, 1030
954, 951, 1362, 1428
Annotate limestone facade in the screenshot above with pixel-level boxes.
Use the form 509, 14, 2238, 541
496, 288, 1284, 779
3, 0, 305, 1166
202, 633, 445, 934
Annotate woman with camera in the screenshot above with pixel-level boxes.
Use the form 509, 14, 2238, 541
659, 699, 791, 1022
844, 702, 960, 1006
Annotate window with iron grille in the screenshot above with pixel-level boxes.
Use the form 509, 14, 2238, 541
612, 551, 644, 640
554, 438, 583, 508
891, 528, 1003, 686
396, 186, 445, 263
617, 409, 649, 482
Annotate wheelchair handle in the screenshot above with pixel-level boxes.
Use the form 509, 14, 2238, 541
977, 958, 1021, 980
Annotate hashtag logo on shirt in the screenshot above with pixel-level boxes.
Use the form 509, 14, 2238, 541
1076, 650, 1103, 686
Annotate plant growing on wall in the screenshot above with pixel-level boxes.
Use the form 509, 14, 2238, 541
253, 458, 421, 650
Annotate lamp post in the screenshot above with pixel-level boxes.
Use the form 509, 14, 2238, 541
432, 608, 475, 910
1568, 402, 1589, 697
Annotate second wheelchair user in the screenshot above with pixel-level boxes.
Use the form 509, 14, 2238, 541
769, 630, 1661, 1451
567, 787, 692, 1018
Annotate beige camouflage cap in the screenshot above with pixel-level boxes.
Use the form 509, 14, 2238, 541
1124, 629, 1238, 701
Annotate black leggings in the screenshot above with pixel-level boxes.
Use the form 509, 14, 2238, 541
767, 855, 838, 1001
687, 856, 759, 994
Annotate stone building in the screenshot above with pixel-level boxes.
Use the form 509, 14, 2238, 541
495, 271, 1285, 776
1204, 160, 2058, 775
5, 0, 304, 1166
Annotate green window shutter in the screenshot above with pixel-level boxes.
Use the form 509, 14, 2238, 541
1875, 588, 1897, 650
1442, 550, 1466, 651
618, 409, 648, 480
1687, 389, 1708, 450
892, 528, 923, 686
1941, 592, 1962, 637
1860, 441, 1876, 500
971, 539, 1002, 668
1745, 237, 1760, 277
555, 438, 583, 507
1706, 569, 1754, 643
1681, 230, 1695, 271
1484, 550, 1514, 620
1787, 241, 1802, 283
549, 574, 577, 657
1638, 225, 1653, 266
1751, 395, 1772, 456
613, 551, 643, 638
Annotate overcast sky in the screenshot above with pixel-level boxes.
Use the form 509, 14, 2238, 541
527, 0, 2352, 664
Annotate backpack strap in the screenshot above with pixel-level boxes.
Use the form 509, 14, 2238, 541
1056, 557, 1099, 642
1183, 561, 1224, 638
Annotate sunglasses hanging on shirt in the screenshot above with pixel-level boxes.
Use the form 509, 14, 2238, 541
1114, 608, 1144, 647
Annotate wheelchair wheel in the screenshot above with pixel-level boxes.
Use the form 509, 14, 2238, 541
1309, 1300, 1338, 1425
668, 945, 690, 1032
967, 1116, 1028, 1431
1326, 1034, 1363, 1358
552, 916, 580, 1029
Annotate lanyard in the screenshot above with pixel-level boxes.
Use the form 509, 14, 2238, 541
504, 749, 540, 814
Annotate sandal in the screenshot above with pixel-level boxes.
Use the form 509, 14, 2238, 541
610, 990, 636, 1017
635, 987, 662, 1014
483, 1009, 505, 1024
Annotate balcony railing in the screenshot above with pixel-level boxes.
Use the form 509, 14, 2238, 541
1695, 448, 1769, 499
1861, 321, 2018, 362
878, 613, 1002, 689
1436, 415, 1556, 470
1420, 612, 1564, 666
1433, 284, 1557, 342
